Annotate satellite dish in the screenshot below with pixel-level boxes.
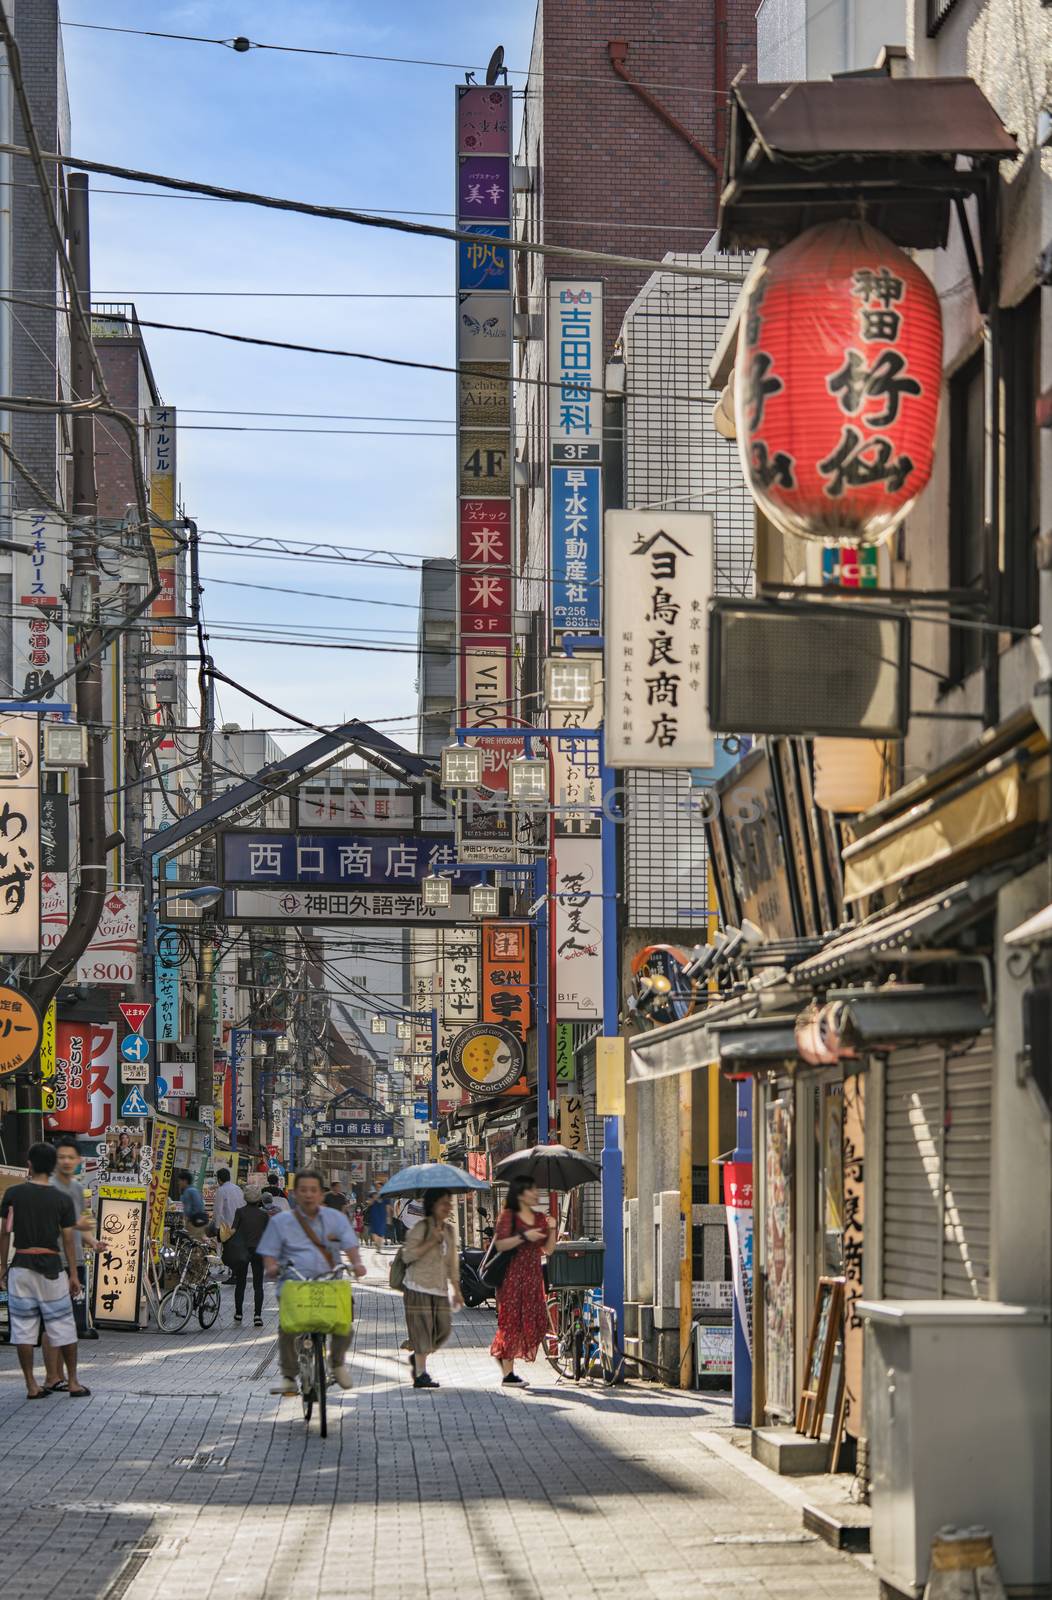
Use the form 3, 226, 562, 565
485, 45, 506, 86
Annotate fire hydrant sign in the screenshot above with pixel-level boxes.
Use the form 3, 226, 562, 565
604, 511, 714, 769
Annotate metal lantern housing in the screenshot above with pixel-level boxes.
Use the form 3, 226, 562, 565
470, 883, 500, 917
735, 219, 942, 546
441, 743, 484, 789
397, 1020, 413, 1040
545, 658, 595, 711
371, 1015, 387, 1035
0, 736, 17, 778
508, 753, 549, 803
43, 721, 89, 768
422, 873, 452, 908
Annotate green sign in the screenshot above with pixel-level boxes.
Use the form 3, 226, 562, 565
555, 1024, 575, 1085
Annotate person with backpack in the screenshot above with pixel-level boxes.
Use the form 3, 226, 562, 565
227, 1182, 270, 1326
393, 1190, 463, 1389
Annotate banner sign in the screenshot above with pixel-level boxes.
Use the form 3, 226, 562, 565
559, 1093, 586, 1152
40, 791, 69, 872
456, 84, 512, 155
442, 928, 479, 1024
458, 642, 517, 793
457, 292, 512, 361
91, 1188, 147, 1329
724, 1160, 754, 1362
552, 713, 602, 838
154, 925, 181, 1043
554, 836, 603, 1021
76, 889, 141, 988
44, 1021, 118, 1136
12, 511, 66, 701
0, 714, 41, 953
548, 281, 603, 457
315, 1118, 393, 1140
147, 1116, 178, 1260
481, 922, 531, 1044
458, 229, 511, 293
148, 406, 178, 651
40, 870, 68, 953
551, 466, 602, 634
604, 511, 714, 768
555, 1023, 575, 1085
221, 831, 465, 888
39, 1000, 56, 1113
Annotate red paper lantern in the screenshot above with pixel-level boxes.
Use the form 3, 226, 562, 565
735, 219, 943, 546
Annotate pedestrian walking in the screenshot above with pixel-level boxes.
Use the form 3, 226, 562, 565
324, 1178, 348, 1213
259, 1169, 367, 1395
174, 1170, 209, 1234
228, 1182, 269, 1326
400, 1191, 463, 1389
0, 1143, 90, 1399
265, 1173, 290, 1212
489, 1176, 556, 1386
365, 1190, 389, 1247
48, 1136, 102, 1355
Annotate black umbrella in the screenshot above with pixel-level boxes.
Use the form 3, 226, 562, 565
495, 1143, 602, 1190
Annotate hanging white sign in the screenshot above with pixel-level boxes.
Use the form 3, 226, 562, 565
604, 511, 714, 768
0, 714, 41, 953
442, 928, 479, 1025
554, 835, 603, 1022
12, 511, 67, 701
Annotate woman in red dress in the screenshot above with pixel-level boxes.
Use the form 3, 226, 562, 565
489, 1176, 557, 1385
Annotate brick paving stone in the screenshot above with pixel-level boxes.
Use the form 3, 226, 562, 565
0, 1251, 877, 1600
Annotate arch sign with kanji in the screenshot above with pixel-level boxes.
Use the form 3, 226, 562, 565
0, 984, 42, 1076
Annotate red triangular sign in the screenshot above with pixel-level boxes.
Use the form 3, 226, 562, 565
119, 1002, 152, 1033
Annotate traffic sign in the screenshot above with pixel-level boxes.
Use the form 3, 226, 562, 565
0, 985, 41, 1078
120, 1033, 150, 1063
120, 1087, 150, 1118
154, 1077, 169, 1101
119, 1001, 152, 1033
121, 1063, 149, 1085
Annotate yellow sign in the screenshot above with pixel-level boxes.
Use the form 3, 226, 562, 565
595, 1036, 626, 1117
559, 1094, 586, 1152
428, 1129, 441, 1160
0, 985, 41, 1077
147, 1116, 178, 1258
39, 1000, 56, 1111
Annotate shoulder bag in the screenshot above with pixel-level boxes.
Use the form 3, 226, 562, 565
479, 1218, 522, 1290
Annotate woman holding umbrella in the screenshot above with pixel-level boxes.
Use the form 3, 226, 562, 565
489, 1175, 557, 1385
401, 1190, 463, 1389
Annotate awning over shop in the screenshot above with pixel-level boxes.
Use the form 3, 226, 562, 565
841, 744, 1049, 905
713, 1018, 798, 1063
827, 986, 989, 1047
789, 867, 1018, 985
718, 77, 1018, 255
628, 982, 800, 1083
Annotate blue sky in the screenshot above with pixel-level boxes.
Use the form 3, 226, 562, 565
62, 1, 535, 751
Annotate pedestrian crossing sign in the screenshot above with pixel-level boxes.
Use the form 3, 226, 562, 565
120, 1087, 150, 1118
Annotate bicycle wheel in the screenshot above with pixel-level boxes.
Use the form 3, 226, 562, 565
197, 1283, 221, 1329
157, 1285, 194, 1333
314, 1333, 328, 1439
298, 1335, 315, 1423
543, 1292, 563, 1372
549, 1291, 582, 1380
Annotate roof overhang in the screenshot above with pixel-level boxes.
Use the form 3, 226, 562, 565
718, 77, 1018, 258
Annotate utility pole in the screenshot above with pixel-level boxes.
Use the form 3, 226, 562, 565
189, 518, 218, 1151
24, 173, 106, 1152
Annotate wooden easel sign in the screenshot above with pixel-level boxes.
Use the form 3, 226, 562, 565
796, 1276, 845, 1438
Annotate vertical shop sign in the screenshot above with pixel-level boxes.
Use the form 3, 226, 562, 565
842, 1075, 865, 1438
764, 1096, 795, 1418
548, 280, 603, 459
91, 1185, 147, 1328
555, 1023, 575, 1085
148, 406, 178, 652
554, 836, 603, 1020
39, 1000, 56, 1114
551, 466, 602, 634
604, 511, 714, 768
76, 889, 140, 987
40, 871, 68, 953
724, 1160, 754, 1361
442, 928, 479, 1024
481, 922, 531, 1044
0, 714, 41, 953
154, 925, 181, 1043
147, 1116, 178, 1260
12, 511, 67, 701
45, 1021, 118, 1136
559, 1094, 586, 1151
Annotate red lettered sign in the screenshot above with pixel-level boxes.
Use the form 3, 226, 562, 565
119, 1002, 152, 1034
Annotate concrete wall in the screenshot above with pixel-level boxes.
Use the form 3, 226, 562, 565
757, 0, 905, 80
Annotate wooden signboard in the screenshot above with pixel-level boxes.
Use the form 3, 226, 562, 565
796, 1275, 844, 1439
91, 1185, 147, 1330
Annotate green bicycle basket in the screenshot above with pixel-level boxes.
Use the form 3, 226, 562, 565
279, 1278, 352, 1336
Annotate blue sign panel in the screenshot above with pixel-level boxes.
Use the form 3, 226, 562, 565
551, 465, 602, 633
458, 223, 510, 291
413, 1101, 430, 1121
315, 1118, 393, 1140
154, 925, 181, 1044
221, 832, 477, 888
121, 1088, 150, 1118
120, 1033, 150, 1063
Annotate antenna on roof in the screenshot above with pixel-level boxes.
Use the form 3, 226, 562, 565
485, 45, 507, 86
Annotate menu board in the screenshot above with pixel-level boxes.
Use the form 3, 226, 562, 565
91, 1185, 146, 1330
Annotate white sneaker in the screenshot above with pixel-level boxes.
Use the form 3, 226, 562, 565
333, 1365, 354, 1390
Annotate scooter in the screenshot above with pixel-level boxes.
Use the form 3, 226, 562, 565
459, 1243, 496, 1308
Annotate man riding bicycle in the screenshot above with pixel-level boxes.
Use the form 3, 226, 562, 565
259, 1168, 367, 1395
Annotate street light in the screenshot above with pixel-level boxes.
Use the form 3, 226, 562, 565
370, 1015, 387, 1034
545, 657, 595, 711
508, 752, 549, 803
0, 736, 17, 778
396, 1019, 412, 1041
421, 872, 452, 908
43, 721, 89, 768
470, 883, 500, 917
440, 742, 484, 788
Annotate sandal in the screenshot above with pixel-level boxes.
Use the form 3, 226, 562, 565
43, 1381, 68, 1394
67, 1386, 91, 1398
25, 1390, 49, 1400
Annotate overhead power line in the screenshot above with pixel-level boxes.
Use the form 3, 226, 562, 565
0, 143, 742, 285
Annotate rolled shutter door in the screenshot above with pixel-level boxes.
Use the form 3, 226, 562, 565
882, 1044, 944, 1297
942, 1038, 992, 1300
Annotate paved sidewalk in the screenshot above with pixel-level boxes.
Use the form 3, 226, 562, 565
0, 1249, 877, 1600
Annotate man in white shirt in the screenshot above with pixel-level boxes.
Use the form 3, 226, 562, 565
212, 1168, 245, 1234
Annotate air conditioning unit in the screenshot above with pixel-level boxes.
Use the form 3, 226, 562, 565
708, 598, 910, 739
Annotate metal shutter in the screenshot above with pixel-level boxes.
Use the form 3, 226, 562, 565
882, 1036, 992, 1300
580, 1050, 603, 1239
942, 1039, 992, 1299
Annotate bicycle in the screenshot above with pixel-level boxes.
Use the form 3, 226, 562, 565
544, 1286, 608, 1382
284, 1264, 354, 1439
156, 1232, 224, 1333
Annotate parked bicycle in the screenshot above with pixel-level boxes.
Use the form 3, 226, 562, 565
542, 1241, 614, 1384
157, 1231, 224, 1333
284, 1263, 354, 1438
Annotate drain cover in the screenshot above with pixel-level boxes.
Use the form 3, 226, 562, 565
175, 1449, 229, 1471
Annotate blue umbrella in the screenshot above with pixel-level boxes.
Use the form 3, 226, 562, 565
379, 1163, 489, 1198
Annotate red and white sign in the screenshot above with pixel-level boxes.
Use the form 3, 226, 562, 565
119, 1001, 152, 1033
41, 871, 69, 953
459, 641, 520, 793
723, 1161, 753, 1209
44, 1020, 118, 1137
76, 889, 141, 988
736, 218, 942, 547
159, 1058, 195, 1100
459, 499, 512, 567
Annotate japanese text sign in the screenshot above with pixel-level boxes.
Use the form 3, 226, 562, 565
458, 227, 511, 292
0, 715, 41, 953
154, 926, 181, 1043
12, 512, 66, 702
91, 1188, 146, 1328
457, 155, 510, 220
44, 1021, 117, 1137
481, 923, 531, 1044
221, 831, 464, 887
315, 1118, 393, 1140
554, 836, 603, 1021
442, 928, 479, 1024
547, 281, 603, 454
456, 85, 511, 154
604, 511, 714, 768
551, 466, 601, 634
